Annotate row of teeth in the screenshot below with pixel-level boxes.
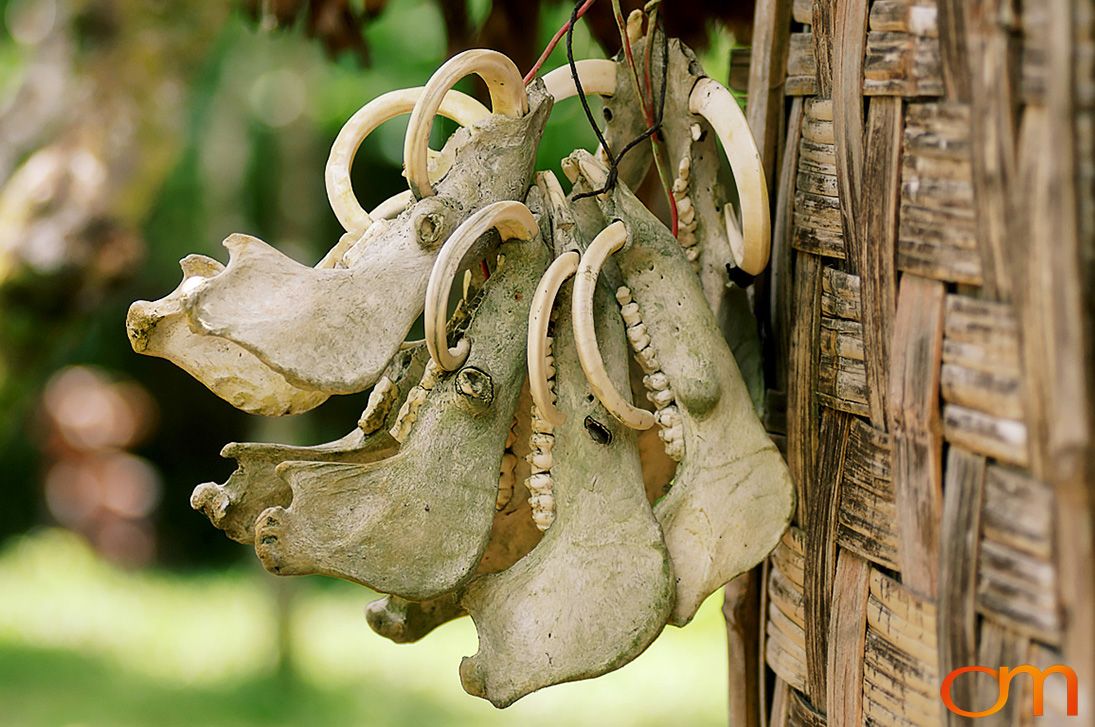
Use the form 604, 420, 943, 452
673, 147, 700, 268
526, 334, 556, 532
358, 374, 399, 434
389, 358, 443, 444
389, 263, 488, 445
496, 418, 519, 511
616, 286, 685, 462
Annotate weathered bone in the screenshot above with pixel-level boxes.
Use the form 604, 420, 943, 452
365, 380, 544, 643
597, 37, 770, 274
125, 255, 328, 416
125, 90, 494, 413
251, 232, 549, 600
174, 84, 552, 396
424, 200, 539, 372
189, 345, 426, 544
326, 87, 489, 235
569, 150, 794, 626
459, 202, 672, 708
365, 592, 464, 644
405, 49, 528, 201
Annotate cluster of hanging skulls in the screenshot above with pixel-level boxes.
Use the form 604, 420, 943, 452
125, 19, 795, 708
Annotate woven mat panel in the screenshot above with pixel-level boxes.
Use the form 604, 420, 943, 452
745, 0, 1095, 724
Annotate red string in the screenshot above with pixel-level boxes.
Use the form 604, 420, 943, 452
523, 0, 598, 85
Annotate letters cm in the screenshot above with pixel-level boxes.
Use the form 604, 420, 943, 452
940, 664, 1079, 718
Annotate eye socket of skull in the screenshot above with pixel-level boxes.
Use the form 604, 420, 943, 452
411, 196, 459, 250
454, 366, 494, 411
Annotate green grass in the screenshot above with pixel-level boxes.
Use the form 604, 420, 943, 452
0, 529, 729, 725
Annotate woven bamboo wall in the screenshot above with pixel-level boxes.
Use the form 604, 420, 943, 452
739, 0, 1095, 724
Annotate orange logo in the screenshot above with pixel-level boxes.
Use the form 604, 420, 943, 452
940, 665, 1079, 718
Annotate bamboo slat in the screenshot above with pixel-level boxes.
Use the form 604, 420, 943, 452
751, 0, 1095, 722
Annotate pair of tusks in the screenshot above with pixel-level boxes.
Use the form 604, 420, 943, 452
540, 60, 770, 276
325, 50, 529, 238
424, 200, 540, 372
325, 87, 489, 234
526, 222, 655, 430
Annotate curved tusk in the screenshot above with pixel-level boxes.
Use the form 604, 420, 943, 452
326, 87, 490, 235
572, 222, 655, 430
370, 189, 415, 222
425, 200, 539, 371
688, 77, 771, 276
541, 59, 617, 101
527, 251, 580, 426
405, 49, 528, 200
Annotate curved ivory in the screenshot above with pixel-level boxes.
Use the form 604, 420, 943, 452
252, 236, 549, 600
567, 149, 794, 625
572, 222, 655, 430
405, 49, 528, 199
316, 191, 419, 269
370, 189, 415, 222
425, 200, 539, 371
688, 77, 771, 275
527, 251, 579, 426
460, 217, 671, 706
541, 59, 616, 101
326, 87, 489, 235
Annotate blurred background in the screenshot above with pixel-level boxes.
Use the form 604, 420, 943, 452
0, 0, 750, 723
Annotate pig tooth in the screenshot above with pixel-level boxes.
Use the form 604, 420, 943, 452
526, 473, 553, 495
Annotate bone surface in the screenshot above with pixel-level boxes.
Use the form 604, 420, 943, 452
189, 346, 426, 544
251, 235, 549, 600
366, 380, 545, 643
459, 200, 672, 708
151, 84, 552, 398
124, 255, 328, 416
404, 49, 528, 200
365, 592, 465, 644
570, 150, 794, 626
600, 39, 767, 408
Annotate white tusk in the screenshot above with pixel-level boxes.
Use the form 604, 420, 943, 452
370, 189, 415, 222
405, 49, 528, 200
326, 87, 490, 235
688, 77, 771, 275
314, 190, 418, 270
528, 251, 579, 426
541, 59, 617, 102
424, 200, 539, 371
572, 222, 655, 430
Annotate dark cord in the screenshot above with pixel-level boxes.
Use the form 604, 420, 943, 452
573, 14, 670, 201
567, 0, 613, 161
